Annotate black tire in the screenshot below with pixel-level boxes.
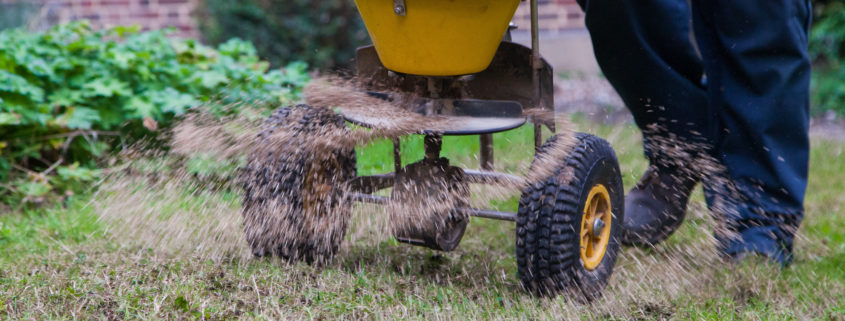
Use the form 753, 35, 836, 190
241, 104, 356, 264
516, 133, 624, 301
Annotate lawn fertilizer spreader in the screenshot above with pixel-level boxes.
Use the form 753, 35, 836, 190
242, 0, 625, 300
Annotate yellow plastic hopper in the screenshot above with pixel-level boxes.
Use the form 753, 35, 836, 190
354, 0, 521, 76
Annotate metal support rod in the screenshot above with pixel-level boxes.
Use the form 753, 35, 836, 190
347, 170, 524, 194
530, 0, 543, 95
530, 0, 544, 153
463, 208, 517, 221
349, 193, 517, 222
392, 137, 402, 173
480, 134, 494, 171
530, 0, 541, 71
424, 134, 442, 160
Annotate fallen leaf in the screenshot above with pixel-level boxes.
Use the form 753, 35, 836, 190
143, 117, 158, 131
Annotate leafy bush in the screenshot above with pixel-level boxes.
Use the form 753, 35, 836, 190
197, 0, 369, 70
810, 0, 845, 115
0, 21, 309, 207
810, 1, 845, 64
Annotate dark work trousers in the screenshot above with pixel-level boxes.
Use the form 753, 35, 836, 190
576, 0, 812, 264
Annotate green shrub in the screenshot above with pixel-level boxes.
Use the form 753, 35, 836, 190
197, 0, 369, 70
811, 67, 845, 116
0, 21, 309, 207
810, 1, 845, 64
810, 0, 845, 115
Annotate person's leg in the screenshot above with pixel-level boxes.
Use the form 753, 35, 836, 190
577, 0, 717, 244
578, 0, 716, 149
691, 0, 812, 265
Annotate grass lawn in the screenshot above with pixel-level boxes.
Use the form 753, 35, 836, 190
1, 116, 843, 320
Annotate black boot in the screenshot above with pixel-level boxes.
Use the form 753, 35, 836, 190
621, 165, 699, 246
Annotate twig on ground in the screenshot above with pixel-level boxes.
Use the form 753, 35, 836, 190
42, 158, 63, 176
10, 163, 38, 175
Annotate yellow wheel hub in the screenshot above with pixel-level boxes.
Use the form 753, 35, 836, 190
580, 184, 612, 270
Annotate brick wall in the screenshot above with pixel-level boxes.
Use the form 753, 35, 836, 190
2, 0, 582, 39
1, 0, 199, 38
512, 0, 585, 31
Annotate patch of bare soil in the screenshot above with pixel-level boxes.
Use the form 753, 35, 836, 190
554, 75, 629, 124
810, 116, 845, 142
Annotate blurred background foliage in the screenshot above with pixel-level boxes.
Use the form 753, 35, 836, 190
808, 0, 845, 116
810, 0, 845, 64
0, 21, 309, 207
197, 0, 369, 70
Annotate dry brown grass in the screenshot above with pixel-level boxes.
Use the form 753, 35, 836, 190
3, 197, 840, 320
2, 84, 843, 319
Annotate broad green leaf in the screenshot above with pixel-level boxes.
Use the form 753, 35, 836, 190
150, 88, 199, 115
192, 70, 229, 89
219, 38, 258, 62
0, 112, 20, 125
15, 180, 52, 198
112, 25, 141, 37
126, 96, 156, 118
56, 163, 100, 182
22, 57, 56, 81
0, 70, 44, 102
61, 107, 101, 130
82, 78, 131, 98
18, 104, 54, 126
48, 88, 85, 107
108, 49, 135, 69
97, 107, 125, 129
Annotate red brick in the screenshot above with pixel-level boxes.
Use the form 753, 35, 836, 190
30, 0, 209, 39
100, 0, 129, 5
130, 11, 159, 19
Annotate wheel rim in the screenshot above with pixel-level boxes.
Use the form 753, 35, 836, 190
580, 184, 612, 270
